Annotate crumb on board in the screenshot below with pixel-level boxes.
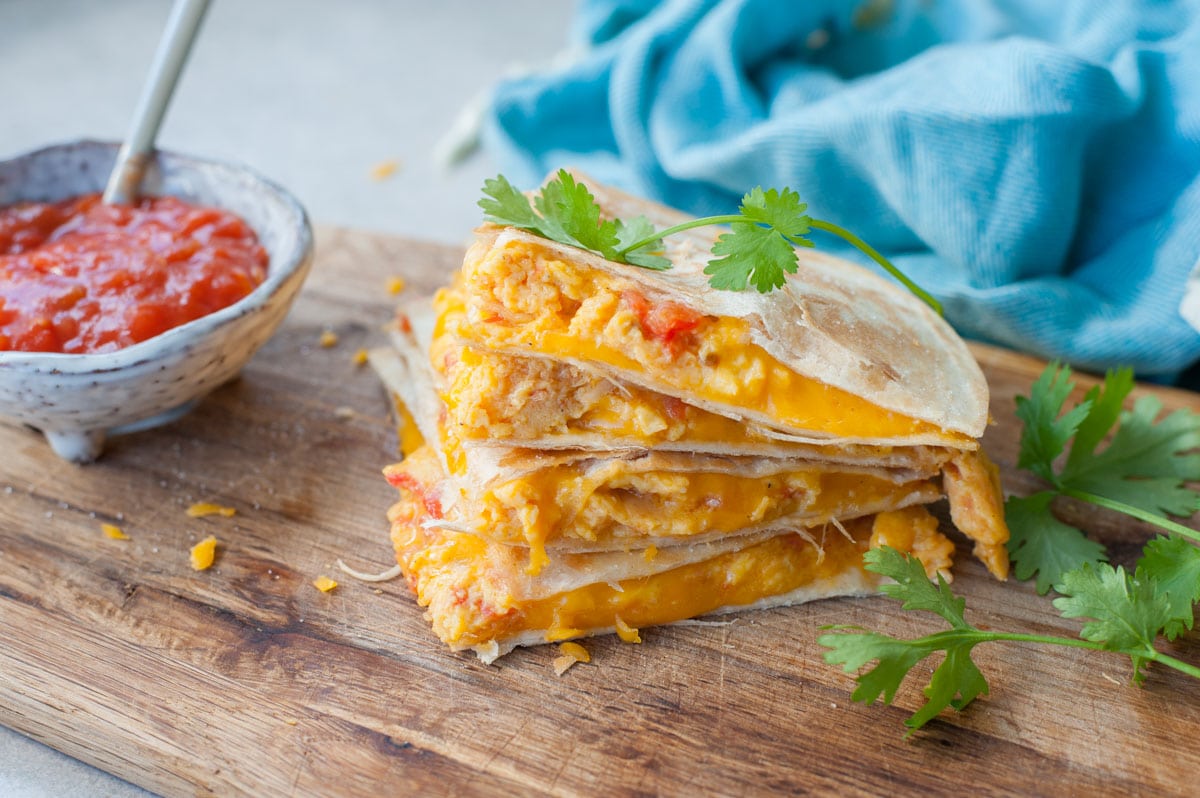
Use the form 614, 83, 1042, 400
187, 502, 236, 519
353, 348, 369, 366
553, 642, 591, 676
334, 406, 356, 421
370, 159, 401, 181
190, 536, 218, 571
313, 575, 338, 593
319, 330, 339, 348
615, 616, 642, 644
335, 558, 402, 582
101, 523, 129, 540
387, 276, 407, 295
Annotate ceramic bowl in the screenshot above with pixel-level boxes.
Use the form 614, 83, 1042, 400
0, 140, 314, 462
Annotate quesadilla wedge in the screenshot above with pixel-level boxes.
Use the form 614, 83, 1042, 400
448, 192, 986, 448
387, 444, 957, 663
372, 306, 1007, 577
372, 172, 1010, 661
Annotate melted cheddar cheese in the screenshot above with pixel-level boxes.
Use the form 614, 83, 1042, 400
474, 457, 939, 575
452, 238, 968, 444
436, 285, 781, 446
388, 447, 955, 652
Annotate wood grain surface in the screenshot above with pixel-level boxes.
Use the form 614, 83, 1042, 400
0, 228, 1197, 797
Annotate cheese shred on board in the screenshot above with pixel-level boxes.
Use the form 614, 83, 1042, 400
186, 502, 236, 518
101, 523, 129, 540
190, 536, 218, 571
553, 642, 591, 676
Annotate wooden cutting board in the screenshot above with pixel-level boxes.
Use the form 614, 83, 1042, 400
1, 228, 1197, 797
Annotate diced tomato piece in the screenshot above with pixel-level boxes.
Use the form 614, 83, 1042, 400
662, 395, 688, 421
384, 469, 444, 519
623, 290, 704, 351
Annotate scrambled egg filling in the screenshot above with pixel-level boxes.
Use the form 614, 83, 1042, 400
388, 446, 955, 649
474, 456, 939, 575
435, 286, 781, 445
450, 238, 965, 443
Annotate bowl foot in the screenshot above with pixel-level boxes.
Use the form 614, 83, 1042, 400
44, 429, 107, 463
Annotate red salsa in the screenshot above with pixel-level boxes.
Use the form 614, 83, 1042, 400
0, 192, 268, 353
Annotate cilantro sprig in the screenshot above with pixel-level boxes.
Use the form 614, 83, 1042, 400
479, 171, 941, 314
820, 362, 1200, 732
1008, 363, 1200, 590
820, 547, 1200, 734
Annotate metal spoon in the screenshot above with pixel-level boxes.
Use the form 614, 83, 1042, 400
103, 0, 212, 205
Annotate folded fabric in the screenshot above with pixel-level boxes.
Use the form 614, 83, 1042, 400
483, 0, 1200, 377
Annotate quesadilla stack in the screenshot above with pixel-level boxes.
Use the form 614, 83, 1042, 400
372, 176, 1008, 663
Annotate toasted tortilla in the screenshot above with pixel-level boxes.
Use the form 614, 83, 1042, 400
386, 446, 957, 663
382, 295, 967, 465
549, 173, 989, 438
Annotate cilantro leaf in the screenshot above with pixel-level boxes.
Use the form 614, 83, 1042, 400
1007, 363, 1200, 594
534, 169, 621, 257
1062, 395, 1200, 517
1006, 492, 1108, 595
1053, 564, 1173, 683
1137, 536, 1200, 640
907, 643, 990, 732
706, 222, 795, 291
614, 216, 670, 270
704, 188, 812, 292
739, 187, 814, 242
819, 547, 993, 733
1063, 367, 1134, 474
866, 546, 968, 628
477, 173, 938, 309
478, 174, 546, 233
1013, 363, 1092, 485
818, 629, 933, 706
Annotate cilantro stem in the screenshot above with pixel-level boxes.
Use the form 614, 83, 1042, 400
974, 631, 1104, 650
808, 220, 942, 316
890, 629, 1200, 680
615, 215, 745, 255
1059, 487, 1200, 546
616, 213, 943, 316
992, 634, 1200, 680
1149, 651, 1200, 680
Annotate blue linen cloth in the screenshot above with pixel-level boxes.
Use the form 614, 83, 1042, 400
483, 0, 1200, 377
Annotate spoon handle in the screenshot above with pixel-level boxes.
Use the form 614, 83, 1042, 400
103, 0, 212, 205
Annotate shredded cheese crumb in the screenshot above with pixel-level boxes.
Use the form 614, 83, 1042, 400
643, 545, 658, 563
101, 523, 129, 540
386, 276, 407, 295
319, 330, 339, 348
335, 558, 402, 582
553, 642, 592, 675
313, 575, 338, 593
190, 536, 218, 571
614, 616, 642, 644
558, 641, 590, 663
186, 502, 236, 519
370, 159, 401, 181
352, 348, 369, 366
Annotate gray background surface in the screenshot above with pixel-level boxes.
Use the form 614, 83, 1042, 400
0, 1, 573, 794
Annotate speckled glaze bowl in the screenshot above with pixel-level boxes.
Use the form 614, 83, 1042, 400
0, 141, 313, 462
